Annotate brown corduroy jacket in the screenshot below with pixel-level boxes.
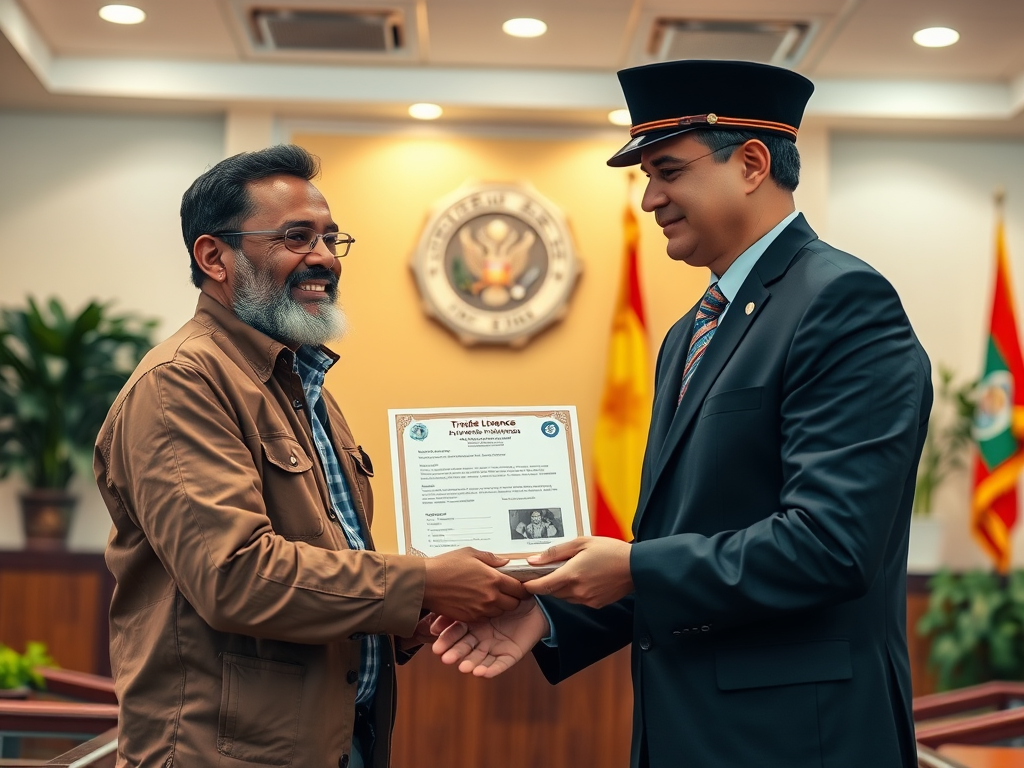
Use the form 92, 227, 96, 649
94, 293, 426, 768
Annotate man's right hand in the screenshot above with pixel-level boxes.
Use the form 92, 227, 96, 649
421, 548, 529, 622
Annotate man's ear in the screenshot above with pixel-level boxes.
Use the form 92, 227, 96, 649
737, 139, 772, 193
193, 234, 230, 283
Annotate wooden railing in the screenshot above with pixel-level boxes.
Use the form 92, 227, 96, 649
0, 668, 118, 767
915, 681, 1024, 748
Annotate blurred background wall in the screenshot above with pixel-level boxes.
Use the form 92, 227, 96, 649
1, 110, 1022, 568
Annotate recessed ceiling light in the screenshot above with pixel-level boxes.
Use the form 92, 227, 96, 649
409, 103, 443, 120
608, 109, 631, 127
502, 18, 547, 38
99, 5, 146, 24
913, 27, 959, 48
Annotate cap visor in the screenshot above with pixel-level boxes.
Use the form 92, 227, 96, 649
606, 127, 697, 167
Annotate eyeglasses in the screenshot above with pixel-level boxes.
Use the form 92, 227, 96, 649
674, 142, 744, 169
215, 226, 355, 257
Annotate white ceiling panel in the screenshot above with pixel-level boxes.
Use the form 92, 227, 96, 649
20, 0, 238, 60
424, 1, 634, 69
815, 0, 1024, 79
2, 0, 1024, 134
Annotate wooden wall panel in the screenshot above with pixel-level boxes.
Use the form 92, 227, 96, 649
0, 552, 112, 675
908, 575, 938, 698
0, 570, 98, 674
392, 647, 632, 768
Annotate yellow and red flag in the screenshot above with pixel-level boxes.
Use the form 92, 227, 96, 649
972, 194, 1024, 572
592, 178, 651, 540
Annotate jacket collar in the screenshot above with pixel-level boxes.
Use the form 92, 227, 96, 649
192, 293, 340, 383
633, 214, 817, 535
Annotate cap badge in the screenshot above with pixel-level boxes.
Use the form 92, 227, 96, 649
707, 113, 719, 125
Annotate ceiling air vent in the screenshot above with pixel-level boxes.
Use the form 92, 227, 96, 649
649, 19, 816, 68
250, 8, 404, 53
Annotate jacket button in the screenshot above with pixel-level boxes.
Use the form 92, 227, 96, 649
289, 455, 298, 466
338, 754, 349, 768
293, 399, 303, 409
672, 630, 681, 636
639, 636, 651, 650
701, 625, 710, 632
346, 670, 358, 684
350, 632, 366, 641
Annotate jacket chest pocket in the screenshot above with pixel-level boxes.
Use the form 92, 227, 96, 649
260, 435, 324, 540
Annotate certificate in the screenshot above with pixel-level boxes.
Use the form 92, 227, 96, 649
388, 406, 591, 578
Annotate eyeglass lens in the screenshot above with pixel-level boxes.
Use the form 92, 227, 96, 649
284, 227, 354, 257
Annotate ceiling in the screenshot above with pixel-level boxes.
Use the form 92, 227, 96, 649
2, 0, 1024, 135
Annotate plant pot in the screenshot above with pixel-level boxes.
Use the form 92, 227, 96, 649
19, 489, 77, 550
907, 516, 944, 574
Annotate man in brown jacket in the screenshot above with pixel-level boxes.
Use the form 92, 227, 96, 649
94, 144, 528, 768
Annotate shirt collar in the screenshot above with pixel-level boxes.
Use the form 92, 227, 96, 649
294, 344, 336, 383
713, 210, 800, 302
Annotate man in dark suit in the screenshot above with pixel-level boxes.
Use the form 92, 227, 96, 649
433, 60, 932, 768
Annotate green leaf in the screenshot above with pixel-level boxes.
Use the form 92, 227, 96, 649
0, 297, 156, 488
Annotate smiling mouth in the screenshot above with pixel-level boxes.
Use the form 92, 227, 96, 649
297, 283, 327, 293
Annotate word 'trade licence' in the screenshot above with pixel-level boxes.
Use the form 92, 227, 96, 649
388, 406, 591, 579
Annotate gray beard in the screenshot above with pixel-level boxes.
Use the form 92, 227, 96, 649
231, 249, 348, 347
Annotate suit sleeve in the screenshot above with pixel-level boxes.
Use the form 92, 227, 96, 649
105, 361, 425, 643
631, 267, 930, 636
532, 596, 635, 683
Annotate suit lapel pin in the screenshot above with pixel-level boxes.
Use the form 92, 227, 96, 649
745, 302, 755, 315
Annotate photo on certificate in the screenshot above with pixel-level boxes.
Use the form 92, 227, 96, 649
388, 406, 591, 578
509, 508, 564, 541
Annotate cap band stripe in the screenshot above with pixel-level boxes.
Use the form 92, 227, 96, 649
629, 114, 798, 140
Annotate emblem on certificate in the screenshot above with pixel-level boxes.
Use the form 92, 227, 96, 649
410, 182, 583, 347
388, 406, 592, 579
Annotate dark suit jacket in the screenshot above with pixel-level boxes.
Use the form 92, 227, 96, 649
535, 215, 932, 768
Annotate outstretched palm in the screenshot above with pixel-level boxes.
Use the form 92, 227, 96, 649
432, 597, 548, 678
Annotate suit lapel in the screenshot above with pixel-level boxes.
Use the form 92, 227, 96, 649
648, 307, 698, 458
632, 214, 819, 533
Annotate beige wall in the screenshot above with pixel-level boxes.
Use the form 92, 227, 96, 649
295, 131, 709, 551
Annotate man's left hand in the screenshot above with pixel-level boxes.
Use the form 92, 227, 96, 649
524, 537, 633, 608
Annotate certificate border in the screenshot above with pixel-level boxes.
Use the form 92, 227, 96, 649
391, 407, 586, 559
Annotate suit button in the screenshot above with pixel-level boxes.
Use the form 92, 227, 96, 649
639, 636, 651, 650
347, 670, 358, 684
672, 630, 681, 636
293, 399, 303, 409
350, 632, 366, 641
701, 625, 710, 632
339, 754, 349, 768
328, 512, 337, 520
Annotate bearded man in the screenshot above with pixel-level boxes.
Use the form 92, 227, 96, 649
94, 144, 527, 768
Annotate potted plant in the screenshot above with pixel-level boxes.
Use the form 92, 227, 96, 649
0, 297, 155, 549
909, 366, 976, 572
0, 641, 55, 698
917, 569, 1024, 691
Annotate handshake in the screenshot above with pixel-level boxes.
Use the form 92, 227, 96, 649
405, 536, 634, 678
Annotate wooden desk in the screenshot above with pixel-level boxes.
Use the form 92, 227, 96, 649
939, 745, 1024, 768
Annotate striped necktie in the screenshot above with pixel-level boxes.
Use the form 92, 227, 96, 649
678, 282, 729, 404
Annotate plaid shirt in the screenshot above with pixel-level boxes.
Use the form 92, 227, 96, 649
294, 346, 378, 707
